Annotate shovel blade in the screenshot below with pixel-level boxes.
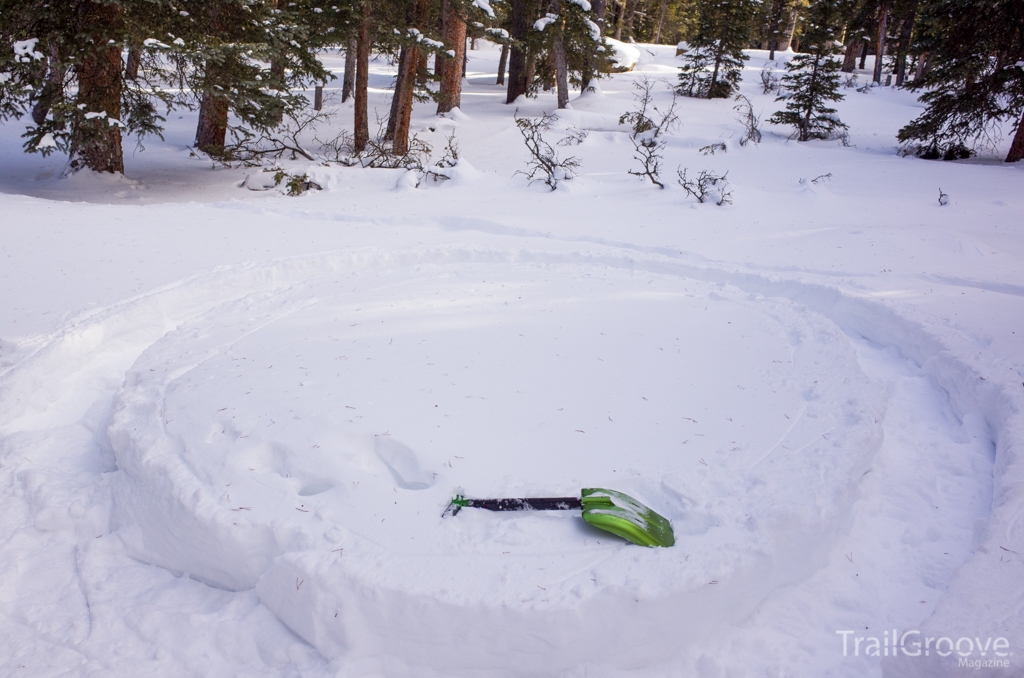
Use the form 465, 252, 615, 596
580, 488, 675, 548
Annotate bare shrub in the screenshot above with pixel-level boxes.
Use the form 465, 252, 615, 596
513, 111, 580, 191
677, 168, 732, 205
557, 126, 589, 146
733, 94, 762, 146
620, 76, 679, 189
761, 64, 780, 94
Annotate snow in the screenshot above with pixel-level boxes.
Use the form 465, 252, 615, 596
1, 42, 1023, 678
605, 38, 640, 71
471, 0, 495, 18
13, 38, 44, 62
534, 14, 558, 32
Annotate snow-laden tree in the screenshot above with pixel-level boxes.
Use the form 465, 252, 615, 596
769, 0, 849, 141
897, 0, 1024, 162
677, 0, 757, 99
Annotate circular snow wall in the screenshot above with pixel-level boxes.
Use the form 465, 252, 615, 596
108, 249, 885, 674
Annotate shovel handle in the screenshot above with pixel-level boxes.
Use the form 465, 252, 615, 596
444, 495, 581, 517
464, 497, 581, 511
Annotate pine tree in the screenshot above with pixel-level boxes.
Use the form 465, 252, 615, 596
677, 0, 756, 99
0, 0, 339, 172
768, 0, 849, 141
504, 0, 601, 105
897, 0, 1024, 162
532, 0, 601, 108
0, 0, 186, 173
189, 1, 342, 157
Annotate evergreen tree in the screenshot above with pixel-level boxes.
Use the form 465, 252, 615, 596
677, 0, 756, 99
504, 0, 601, 105
0, 0, 339, 172
769, 0, 849, 141
897, 0, 1024, 162
0, 0, 187, 173
532, 0, 602, 107
759, 0, 794, 59
189, 0, 343, 156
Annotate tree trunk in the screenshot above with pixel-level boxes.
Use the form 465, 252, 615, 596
267, 0, 287, 126
894, 0, 918, 86
497, 42, 509, 85
393, 0, 426, 155
69, 2, 124, 173
766, 0, 786, 60
554, 42, 568, 107
342, 38, 356, 102
506, 0, 530, 103
126, 46, 142, 80
778, 5, 799, 51
858, 37, 869, 69
581, 0, 607, 91
1007, 111, 1024, 162
392, 44, 419, 154
32, 44, 66, 127
195, 88, 229, 154
613, 0, 625, 40
841, 36, 859, 72
524, 51, 538, 94
386, 45, 409, 141
708, 47, 722, 99
653, 0, 668, 43
437, 1, 467, 113
914, 50, 928, 81
354, 9, 370, 153
872, 1, 888, 84
550, 0, 569, 108
542, 48, 556, 91
622, 0, 638, 41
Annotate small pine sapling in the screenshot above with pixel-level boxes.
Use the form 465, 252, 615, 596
514, 111, 581, 190
620, 77, 679, 189
734, 95, 762, 146
768, 0, 849, 142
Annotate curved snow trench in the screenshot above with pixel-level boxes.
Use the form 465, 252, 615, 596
0, 245, 1002, 676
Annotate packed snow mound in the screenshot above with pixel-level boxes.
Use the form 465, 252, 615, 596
107, 248, 886, 672
605, 38, 640, 72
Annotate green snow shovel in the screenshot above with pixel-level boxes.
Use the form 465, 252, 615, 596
442, 487, 675, 548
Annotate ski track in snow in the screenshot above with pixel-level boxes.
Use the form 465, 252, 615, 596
1, 44, 1022, 678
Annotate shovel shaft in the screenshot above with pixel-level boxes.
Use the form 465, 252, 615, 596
464, 497, 582, 511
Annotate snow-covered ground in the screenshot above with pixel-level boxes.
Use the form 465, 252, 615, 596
1, 43, 1023, 677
